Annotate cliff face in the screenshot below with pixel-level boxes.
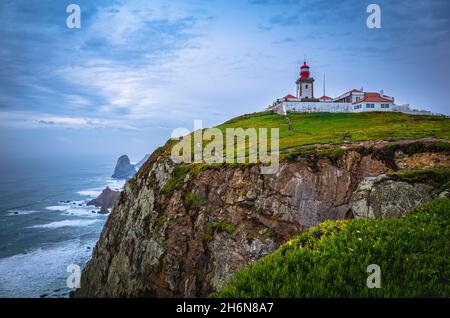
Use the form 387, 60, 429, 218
75, 140, 449, 298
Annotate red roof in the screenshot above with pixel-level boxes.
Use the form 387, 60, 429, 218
301, 63, 310, 69
353, 92, 392, 104
319, 95, 332, 100
335, 89, 362, 99
346, 89, 362, 94
283, 94, 298, 101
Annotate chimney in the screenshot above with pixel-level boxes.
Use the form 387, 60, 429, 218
380, 89, 384, 97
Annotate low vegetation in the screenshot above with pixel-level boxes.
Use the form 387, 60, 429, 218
183, 192, 207, 208
214, 199, 450, 298
204, 221, 236, 242
388, 168, 450, 191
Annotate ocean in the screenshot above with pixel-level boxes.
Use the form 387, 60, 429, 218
0, 155, 124, 298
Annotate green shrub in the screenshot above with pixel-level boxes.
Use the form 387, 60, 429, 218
317, 147, 347, 165
214, 199, 450, 298
183, 192, 207, 208
388, 168, 450, 191
161, 165, 188, 195
204, 221, 236, 241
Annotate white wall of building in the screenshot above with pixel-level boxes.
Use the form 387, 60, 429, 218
268, 100, 432, 115
296, 79, 314, 99
298, 82, 313, 99
352, 102, 393, 112
284, 102, 351, 113
392, 104, 432, 115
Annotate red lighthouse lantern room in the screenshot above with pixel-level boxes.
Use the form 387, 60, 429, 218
300, 61, 310, 79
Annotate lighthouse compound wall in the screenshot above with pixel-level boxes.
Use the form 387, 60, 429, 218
268, 101, 432, 116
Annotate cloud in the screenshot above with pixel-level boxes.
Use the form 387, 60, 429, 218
0, 111, 139, 130
0, 0, 210, 125
65, 95, 92, 106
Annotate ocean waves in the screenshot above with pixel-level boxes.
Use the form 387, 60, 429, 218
28, 219, 100, 229
0, 238, 96, 298
6, 209, 39, 216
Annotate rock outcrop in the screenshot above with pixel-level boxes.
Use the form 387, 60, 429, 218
87, 187, 121, 214
112, 155, 136, 179
75, 140, 450, 298
349, 175, 436, 218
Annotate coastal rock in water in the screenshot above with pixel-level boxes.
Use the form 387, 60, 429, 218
112, 155, 136, 179
87, 187, 120, 212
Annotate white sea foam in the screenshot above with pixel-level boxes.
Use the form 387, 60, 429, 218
46, 202, 103, 217
62, 207, 101, 217
76, 179, 124, 200
77, 189, 102, 198
6, 209, 39, 216
29, 219, 100, 229
105, 178, 125, 191
0, 239, 96, 298
46, 205, 72, 212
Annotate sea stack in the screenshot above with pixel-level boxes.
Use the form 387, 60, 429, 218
112, 155, 136, 179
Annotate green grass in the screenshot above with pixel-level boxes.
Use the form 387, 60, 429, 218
161, 165, 188, 195
204, 221, 236, 242
388, 168, 450, 191
162, 112, 449, 166
214, 199, 450, 298
217, 111, 450, 154
183, 192, 207, 208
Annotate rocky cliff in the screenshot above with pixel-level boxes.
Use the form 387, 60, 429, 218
75, 139, 449, 298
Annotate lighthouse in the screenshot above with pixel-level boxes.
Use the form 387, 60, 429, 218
296, 61, 315, 100
268, 58, 426, 115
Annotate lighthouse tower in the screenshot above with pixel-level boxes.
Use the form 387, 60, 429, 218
296, 61, 315, 100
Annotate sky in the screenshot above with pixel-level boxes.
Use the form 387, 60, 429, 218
0, 0, 449, 162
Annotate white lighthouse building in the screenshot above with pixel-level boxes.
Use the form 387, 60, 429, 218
269, 61, 431, 116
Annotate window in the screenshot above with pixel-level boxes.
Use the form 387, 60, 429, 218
356, 97, 360, 101
366, 103, 375, 108
381, 104, 390, 108
354, 105, 362, 110
305, 84, 308, 89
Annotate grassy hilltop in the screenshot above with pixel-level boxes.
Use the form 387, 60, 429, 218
217, 111, 450, 151
165, 111, 449, 163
